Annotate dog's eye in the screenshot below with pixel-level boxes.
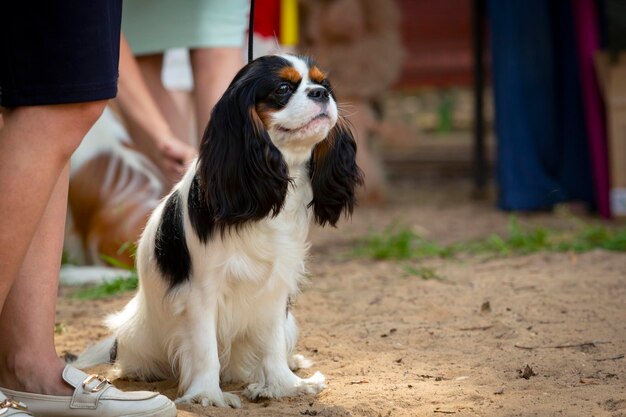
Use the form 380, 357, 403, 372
275, 83, 292, 95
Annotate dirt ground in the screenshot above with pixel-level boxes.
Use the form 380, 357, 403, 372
55, 180, 626, 417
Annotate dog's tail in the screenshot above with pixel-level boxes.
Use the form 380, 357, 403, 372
71, 336, 118, 369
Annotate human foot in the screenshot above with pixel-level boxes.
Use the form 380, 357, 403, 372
0, 356, 73, 396
1, 365, 176, 417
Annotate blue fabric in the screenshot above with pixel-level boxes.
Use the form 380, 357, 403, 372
488, 0, 594, 211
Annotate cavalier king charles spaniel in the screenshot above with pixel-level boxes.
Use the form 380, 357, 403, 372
76, 54, 363, 407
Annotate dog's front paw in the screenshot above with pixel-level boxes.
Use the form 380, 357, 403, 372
296, 371, 326, 395
175, 390, 241, 408
244, 371, 326, 400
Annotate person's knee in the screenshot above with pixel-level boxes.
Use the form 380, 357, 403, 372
67, 100, 107, 133
53, 101, 107, 159
2, 100, 108, 161
53, 101, 108, 157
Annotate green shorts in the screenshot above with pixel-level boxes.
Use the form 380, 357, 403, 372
122, 0, 250, 55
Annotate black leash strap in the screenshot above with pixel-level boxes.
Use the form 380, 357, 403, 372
248, 0, 255, 63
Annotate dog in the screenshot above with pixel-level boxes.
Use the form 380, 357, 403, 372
75, 54, 363, 408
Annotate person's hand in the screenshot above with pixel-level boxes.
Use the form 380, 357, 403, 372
116, 34, 197, 187
155, 137, 197, 185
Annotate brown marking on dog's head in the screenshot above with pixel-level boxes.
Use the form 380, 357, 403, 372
309, 66, 326, 84
278, 66, 302, 84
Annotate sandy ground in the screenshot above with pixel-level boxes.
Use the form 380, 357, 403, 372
55, 180, 626, 417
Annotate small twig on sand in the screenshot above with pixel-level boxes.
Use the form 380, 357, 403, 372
593, 354, 625, 362
459, 325, 494, 331
349, 380, 369, 385
433, 410, 456, 414
553, 341, 610, 349
514, 341, 611, 350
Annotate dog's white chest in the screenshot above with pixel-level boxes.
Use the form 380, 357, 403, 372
215, 193, 311, 338
208, 173, 312, 285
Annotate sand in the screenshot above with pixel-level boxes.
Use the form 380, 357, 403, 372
55, 180, 626, 417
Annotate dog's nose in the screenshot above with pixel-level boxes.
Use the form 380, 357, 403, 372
307, 87, 330, 103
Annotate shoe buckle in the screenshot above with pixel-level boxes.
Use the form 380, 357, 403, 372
0, 399, 29, 412
82, 374, 111, 393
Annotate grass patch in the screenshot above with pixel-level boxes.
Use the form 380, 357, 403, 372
402, 264, 445, 281
467, 218, 626, 255
461, 217, 552, 255
556, 225, 626, 252
54, 322, 66, 335
73, 274, 138, 300
354, 224, 453, 260
99, 241, 137, 270
73, 242, 139, 300
61, 250, 79, 266
355, 217, 626, 261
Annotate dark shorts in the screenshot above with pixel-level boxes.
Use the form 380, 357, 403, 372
0, 0, 122, 107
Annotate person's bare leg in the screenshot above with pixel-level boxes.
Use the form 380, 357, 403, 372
135, 53, 190, 143
0, 102, 106, 395
0, 165, 73, 396
190, 47, 243, 137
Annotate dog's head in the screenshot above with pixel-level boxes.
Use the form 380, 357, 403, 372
198, 54, 363, 229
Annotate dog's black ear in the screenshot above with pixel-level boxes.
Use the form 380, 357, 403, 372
308, 117, 364, 227
197, 81, 290, 233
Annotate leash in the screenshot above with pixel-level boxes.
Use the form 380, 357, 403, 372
248, 0, 255, 63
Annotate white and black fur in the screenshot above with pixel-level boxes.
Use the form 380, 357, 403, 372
76, 54, 363, 407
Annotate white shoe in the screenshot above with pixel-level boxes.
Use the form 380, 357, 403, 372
0, 365, 176, 417
0, 391, 32, 416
